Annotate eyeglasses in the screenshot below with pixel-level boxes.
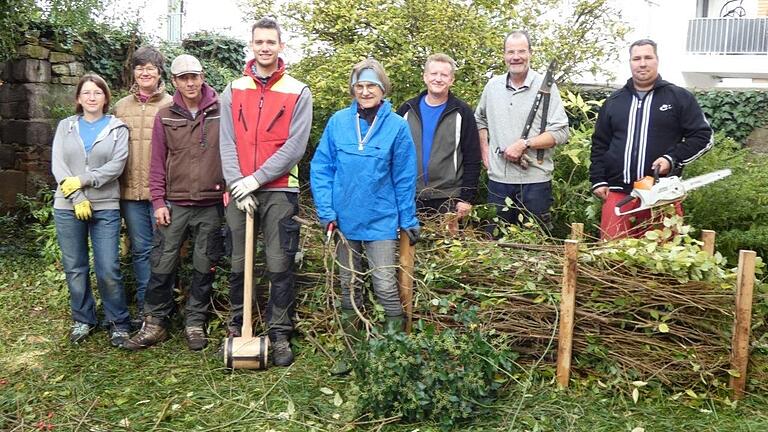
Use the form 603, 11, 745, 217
353, 83, 381, 93
134, 65, 159, 73
79, 91, 105, 98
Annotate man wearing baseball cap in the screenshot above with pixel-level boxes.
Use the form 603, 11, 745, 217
124, 54, 226, 351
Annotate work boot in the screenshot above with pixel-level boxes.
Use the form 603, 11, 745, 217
330, 309, 362, 375
272, 339, 294, 366
185, 326, 208, 351
123, 316, 168, 351
384, 315, 405, 333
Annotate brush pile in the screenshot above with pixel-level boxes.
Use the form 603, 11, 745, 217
293, 210, 765, 389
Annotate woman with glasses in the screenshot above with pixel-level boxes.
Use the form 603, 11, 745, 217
114, 47, 173, 322
52, 73, 131, 346
310, 58, 420, 374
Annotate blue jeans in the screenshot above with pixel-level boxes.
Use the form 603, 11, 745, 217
121, 200, 154, 306
337, 239, 402, 317
487, 180, 553, 228
54, 208, 130, 330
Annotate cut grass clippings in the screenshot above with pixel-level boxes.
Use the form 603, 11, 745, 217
2, 213, 768, 431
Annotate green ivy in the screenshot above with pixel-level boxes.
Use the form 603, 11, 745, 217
695, 90, 768, 144
181, 31, 245, 74
161, 32, 245, 93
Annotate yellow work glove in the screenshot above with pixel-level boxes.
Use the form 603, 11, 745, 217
60, 177, 82, 198
74, 200, 92, 221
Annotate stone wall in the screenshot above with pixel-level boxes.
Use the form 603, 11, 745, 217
0, 43, 84, 209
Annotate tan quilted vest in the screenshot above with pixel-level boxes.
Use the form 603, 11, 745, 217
114, 84, 173, 200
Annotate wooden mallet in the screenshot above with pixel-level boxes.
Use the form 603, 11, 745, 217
223, 210, 269, 369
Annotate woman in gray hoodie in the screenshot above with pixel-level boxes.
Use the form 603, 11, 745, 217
51, 73, 131, 347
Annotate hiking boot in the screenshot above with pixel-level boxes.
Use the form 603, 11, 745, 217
69, 322, 94, 344
109, 328, 130, 347
122, 316, 168, 351
272, 339, 294, 366
185, 326, 208, 351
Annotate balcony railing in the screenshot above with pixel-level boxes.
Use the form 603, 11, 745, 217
687, 18, 768, 54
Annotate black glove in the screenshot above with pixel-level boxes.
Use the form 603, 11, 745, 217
322, 220, 336, 243
403, 226, 420, 246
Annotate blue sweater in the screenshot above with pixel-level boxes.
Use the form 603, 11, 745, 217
310, 99, 419, 241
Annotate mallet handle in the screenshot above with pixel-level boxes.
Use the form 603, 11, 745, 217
242, 211, 254, 337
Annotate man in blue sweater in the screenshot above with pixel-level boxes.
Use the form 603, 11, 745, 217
397, 53, 481, 219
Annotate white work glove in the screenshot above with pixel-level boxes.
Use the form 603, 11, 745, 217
229, 175, 260, 201
235, 194, 258, 215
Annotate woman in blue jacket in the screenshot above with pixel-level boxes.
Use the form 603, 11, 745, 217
310, 58, 419, 371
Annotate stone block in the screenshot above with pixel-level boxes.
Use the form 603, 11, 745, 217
17, 44, 50, 60
0, 83, 75, 120
51, 64, 70, 75
0, 119, 54, 147
7, 59, 51, 83
0, 170, 27, 210
69, 62, 85, 76
51, 76, 80, 85
49, 52, 76, 63
0, 144, 16, 169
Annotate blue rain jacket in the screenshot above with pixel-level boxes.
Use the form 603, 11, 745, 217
310, 99, 419, 241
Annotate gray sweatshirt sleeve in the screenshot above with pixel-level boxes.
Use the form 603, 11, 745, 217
251, 87, 313, 186
51, 119, 87, 204
544, 82, 570, 146
218, 83, 243, 185
80, 125, 129, 188
474, 85, 489, 130
51, 120, 73, 184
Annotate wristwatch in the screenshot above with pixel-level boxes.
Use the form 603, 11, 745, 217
524, 139, 532, 149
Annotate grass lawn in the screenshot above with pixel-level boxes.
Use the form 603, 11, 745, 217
2, 243, 768, 431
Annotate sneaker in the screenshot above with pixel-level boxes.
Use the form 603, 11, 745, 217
122, 316, 168, 351
109, 328, 130, 347
185, 326, 208, 351
272, 339, 294, 366
69, 322, 94, 344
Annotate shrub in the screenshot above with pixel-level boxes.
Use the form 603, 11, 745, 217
683, 133, 768, 262
353, 312, 517, 430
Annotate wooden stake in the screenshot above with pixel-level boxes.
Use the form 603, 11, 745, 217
570, 223, 584, 240
398, 233, 416, 333
701, 229, 716, 257
556, 239, 579, 388
730, 250, 756, 400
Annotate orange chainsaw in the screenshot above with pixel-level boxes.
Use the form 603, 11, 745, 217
614, 167, 732, 216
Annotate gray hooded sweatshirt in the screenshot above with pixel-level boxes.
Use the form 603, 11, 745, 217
51, 114, 129, 211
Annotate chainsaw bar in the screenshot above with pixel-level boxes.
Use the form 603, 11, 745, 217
614, 169, 732, 216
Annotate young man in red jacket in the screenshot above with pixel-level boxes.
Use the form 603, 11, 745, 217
219, 18, 313, 366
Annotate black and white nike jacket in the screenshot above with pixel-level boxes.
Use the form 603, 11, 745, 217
589, 76, 713, 194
